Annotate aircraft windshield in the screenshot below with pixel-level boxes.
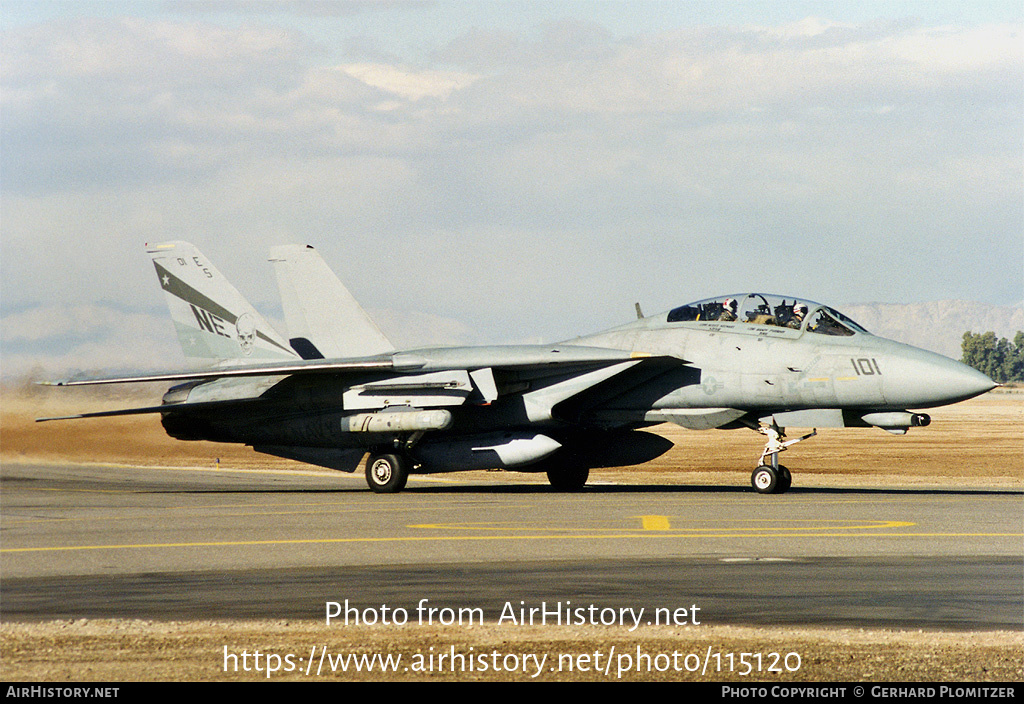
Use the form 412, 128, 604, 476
667, 294, 869, 336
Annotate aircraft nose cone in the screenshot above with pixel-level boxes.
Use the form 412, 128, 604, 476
932, 360, 997, 403
883, 350, 996, 407
949, 362, 999, 400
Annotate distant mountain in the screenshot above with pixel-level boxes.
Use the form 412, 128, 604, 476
842, 301, 1024, 360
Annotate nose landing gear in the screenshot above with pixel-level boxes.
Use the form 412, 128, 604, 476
751, 422, 816, 494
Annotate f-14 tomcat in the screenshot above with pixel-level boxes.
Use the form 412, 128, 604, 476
39, 241, 996, 494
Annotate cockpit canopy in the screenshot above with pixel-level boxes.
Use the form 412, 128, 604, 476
667, 294, 868, 337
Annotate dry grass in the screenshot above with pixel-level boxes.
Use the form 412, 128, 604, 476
2, 621, 1021, 682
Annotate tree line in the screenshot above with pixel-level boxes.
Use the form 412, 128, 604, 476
961, 331, 1024, 383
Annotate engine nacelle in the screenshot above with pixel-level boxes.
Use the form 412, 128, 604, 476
160, 412, 213, 441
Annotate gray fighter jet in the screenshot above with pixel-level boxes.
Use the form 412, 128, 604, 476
39, 241, 996, 494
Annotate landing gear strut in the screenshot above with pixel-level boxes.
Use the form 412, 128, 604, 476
750, 422, 815, 494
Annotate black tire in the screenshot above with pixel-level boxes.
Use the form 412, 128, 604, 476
546, 462, 590, 491
365, 453, 409, 494
751, 465, 779, 494
776, 465, 792, 493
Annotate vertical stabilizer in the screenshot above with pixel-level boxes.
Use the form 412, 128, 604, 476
146, 241, 298, 362
269, 244, 395, 359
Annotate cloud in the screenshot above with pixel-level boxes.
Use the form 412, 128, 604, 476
0, 300, 477, 381
1, 12, 1021, 372
173, 0, 433, 19
340, 63, 478, 102
0, 304, 177, 379
438, 18, 1021, 107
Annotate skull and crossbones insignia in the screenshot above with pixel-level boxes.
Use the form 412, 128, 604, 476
235, 313, 257, 355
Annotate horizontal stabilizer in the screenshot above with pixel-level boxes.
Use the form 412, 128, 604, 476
35, 397, 265, 422
36, 406, 171, 422
37, 357, 400, 387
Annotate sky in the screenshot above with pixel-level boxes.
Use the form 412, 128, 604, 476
2, 1, 1022, 378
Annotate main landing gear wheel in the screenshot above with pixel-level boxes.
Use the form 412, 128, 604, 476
751, 464, 791, 494
546, 463, 590, 491
365, 452, 409, 494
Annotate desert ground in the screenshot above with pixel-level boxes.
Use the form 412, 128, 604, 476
1, 385, 1021, 681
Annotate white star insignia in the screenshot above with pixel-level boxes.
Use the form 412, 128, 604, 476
162, 274, 170, 287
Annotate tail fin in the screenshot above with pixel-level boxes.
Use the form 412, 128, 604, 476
269, 244, 394, 359
147, 241, 298, 362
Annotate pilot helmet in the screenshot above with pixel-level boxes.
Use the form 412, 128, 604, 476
794, 302, 808, 316
723, 298, 737, 313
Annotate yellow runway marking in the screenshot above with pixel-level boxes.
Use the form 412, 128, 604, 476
3, 514, 1020, 556
2, 532, 1021, 554
641, 515, 672, 531
2, 500, 468, 525
406, 519, 917, 532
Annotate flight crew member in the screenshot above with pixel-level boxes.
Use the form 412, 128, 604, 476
720, 298, 738, 321
787, 302, 808, 329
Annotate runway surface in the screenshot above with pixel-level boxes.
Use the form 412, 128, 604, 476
2, 463, 1021, 629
